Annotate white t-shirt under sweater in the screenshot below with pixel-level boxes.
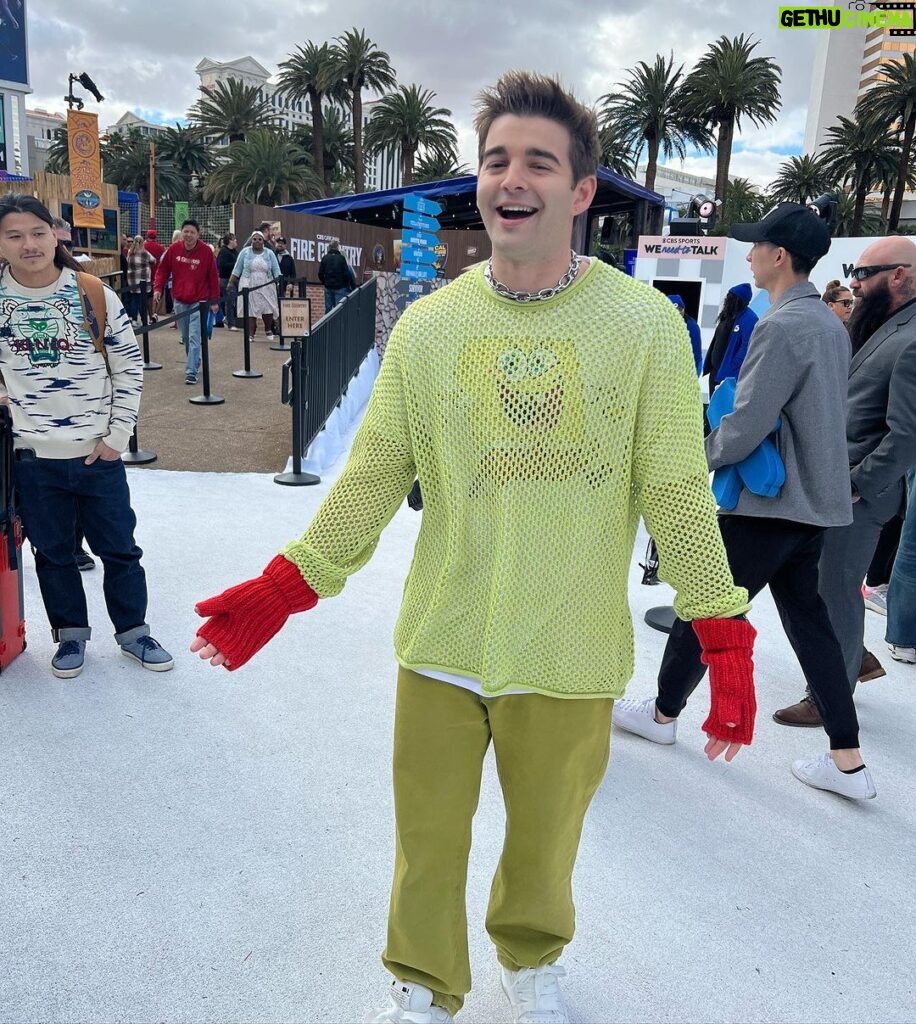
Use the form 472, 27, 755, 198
0, 266, 143, 457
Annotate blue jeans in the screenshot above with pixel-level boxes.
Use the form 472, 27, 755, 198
13, 454, 148, 642
886, 468, 916, 647
324, 287, 348, 313
174, 299, 203, 376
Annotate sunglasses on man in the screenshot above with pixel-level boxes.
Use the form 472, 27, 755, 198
848, 263, 912, 281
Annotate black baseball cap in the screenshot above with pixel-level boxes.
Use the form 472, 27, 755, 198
729, 203, 831, 263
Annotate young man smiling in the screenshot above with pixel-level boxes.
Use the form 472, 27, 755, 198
0, 194, 172, 677
191, 72, 754, 1023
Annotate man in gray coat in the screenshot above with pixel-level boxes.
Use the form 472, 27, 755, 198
776, 236, 916, 723
615, 203, 876, 800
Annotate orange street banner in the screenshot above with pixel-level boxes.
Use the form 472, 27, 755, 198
67, 110, 105, 229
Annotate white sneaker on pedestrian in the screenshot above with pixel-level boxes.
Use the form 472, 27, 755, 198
501, 963, 569, 1024
613, 697, 677, 744
888, 643, 916, 663
862, 583, 888, 615
791, 752, 876, 800
369, 980, 454, 1023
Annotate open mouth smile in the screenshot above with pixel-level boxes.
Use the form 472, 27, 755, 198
497, 205, 537, 221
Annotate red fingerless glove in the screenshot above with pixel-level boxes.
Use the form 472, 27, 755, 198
195, 555, 318, 670
692, 617, 758, 745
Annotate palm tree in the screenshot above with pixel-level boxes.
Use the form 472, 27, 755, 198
768, 154, 836, 206
856, 52, 916, 231
716, 177, 766, 231
293, 105, 355, 194
156, 124, 215, 196
363, 84, 457, 186
598, 120, 636, 179
680, 34, 782, 205
46, 126, 71, 175
201, 129, 323, 205
330, 28, 397, 194
277, 42, 348, 194
832, 190, 883, 237
413, 151, 472, 183
599, 54, 712, 192
187, 78, 277, 144
819, 115, 900, 234
104, 129, 186, 201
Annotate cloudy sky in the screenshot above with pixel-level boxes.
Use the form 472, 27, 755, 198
23, 0, 817, 188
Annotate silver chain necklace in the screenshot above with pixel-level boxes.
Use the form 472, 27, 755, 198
485, 250, 582, 302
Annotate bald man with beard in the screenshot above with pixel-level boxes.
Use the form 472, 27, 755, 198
777, 237, 916, 726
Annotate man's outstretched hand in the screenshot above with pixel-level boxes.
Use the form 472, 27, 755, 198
190, 636, 230, 667
192, 555, 318, 671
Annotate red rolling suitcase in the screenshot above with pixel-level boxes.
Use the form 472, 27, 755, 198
0, 406, 25, 671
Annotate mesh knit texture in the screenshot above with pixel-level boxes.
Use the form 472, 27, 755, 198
283, 261, 749, 698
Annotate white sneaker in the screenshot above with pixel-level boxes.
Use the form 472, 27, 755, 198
862, 583, 888, 615
791, 752, 877, 800
613, 697, 677, 744
888, 643, 916, 664
369, 980, 454, 1023
501, 963, 568, 1024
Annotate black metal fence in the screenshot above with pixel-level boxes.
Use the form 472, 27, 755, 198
277, 278, 377, 486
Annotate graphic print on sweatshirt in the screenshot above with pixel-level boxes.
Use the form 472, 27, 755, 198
0, 273, 141, 447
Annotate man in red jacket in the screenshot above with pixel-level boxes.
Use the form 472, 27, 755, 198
153, 220, 219, 385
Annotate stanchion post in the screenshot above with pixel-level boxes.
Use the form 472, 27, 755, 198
121, 423, 157, 465
270, 278, 290, 352
274, 338, 319, 486
190, 301, 225, 406
233, 284, 263, 379
137, 282, 162, 370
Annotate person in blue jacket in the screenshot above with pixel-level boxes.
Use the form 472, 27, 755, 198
702, 282, 758, 390
668, 294, 702, 374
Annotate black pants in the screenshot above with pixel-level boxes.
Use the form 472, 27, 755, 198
656, 515, 860, 750
866, 513, 904, 587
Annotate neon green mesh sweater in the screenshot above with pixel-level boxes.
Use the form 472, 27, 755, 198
284, 260, 749, 698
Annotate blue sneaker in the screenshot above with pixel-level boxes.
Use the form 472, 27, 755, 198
120, 634, 174, 672
51, 639, 86, 679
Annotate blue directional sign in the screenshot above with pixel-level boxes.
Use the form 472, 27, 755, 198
401, 245, 439, 265
401, 228, 439, 249
403, 210, 440, 233
404, 193, 443, 217
400, 262, 438, 281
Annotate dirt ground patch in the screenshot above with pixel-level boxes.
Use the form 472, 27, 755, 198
133, 325, 294, 474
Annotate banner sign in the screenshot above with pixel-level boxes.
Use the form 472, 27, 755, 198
402, 210, 440, 233
637, 235, 726, 260
279, 297, 311, 337
401, 228, 439, 250
401, 245, 439, 265
401, 263, 438, 281
67, 110, 105, 229
173, 201, 189, 229
403, 193, 442, 216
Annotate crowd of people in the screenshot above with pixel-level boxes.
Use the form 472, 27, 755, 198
0, 67, 914, 1024
114, 219, 342, 382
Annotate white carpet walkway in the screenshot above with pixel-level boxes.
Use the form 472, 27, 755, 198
1, 448, 913, 1024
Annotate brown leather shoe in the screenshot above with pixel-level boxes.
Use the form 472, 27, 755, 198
858, 650, 886, 682
773, 696, 824, 728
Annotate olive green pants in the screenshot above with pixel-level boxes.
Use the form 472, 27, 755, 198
382, 668, 613, 1016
